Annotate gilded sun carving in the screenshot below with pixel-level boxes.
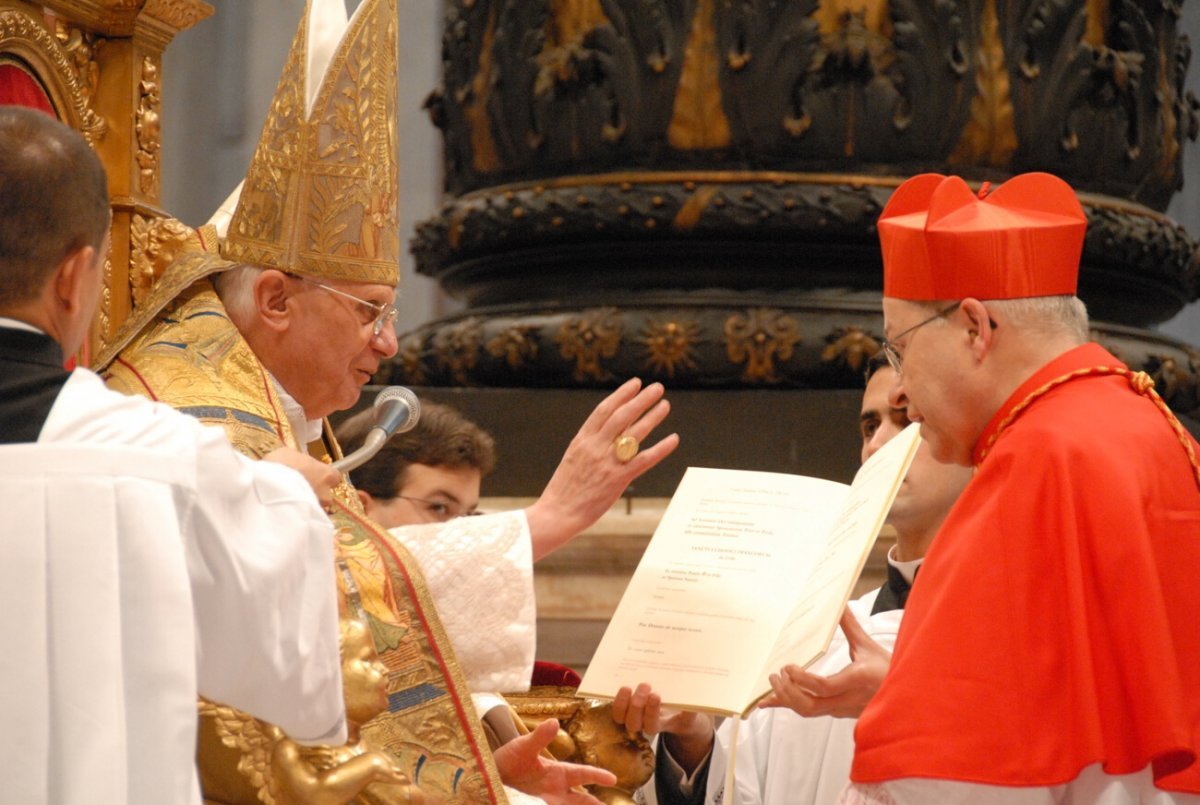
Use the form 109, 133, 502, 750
639, 318, 700, 378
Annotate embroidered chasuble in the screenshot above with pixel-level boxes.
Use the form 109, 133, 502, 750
103, 281, 505, 803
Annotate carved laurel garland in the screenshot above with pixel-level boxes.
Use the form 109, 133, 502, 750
0, 9, 107, 144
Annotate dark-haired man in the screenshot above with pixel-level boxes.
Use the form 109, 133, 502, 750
337, 398, 496, 528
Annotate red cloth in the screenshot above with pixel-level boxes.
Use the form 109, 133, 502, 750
880, 173, 1086, 301
530, 660, 581, 689
0, 62, 56, 116
852, 343, 1200, 793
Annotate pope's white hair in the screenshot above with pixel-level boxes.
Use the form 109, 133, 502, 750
212, 265, 264, 326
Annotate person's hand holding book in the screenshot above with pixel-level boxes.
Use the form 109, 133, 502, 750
759, 607, 892, 719
612, 683, 713, 774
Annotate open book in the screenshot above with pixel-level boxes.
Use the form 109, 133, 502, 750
577, 423, 921, 718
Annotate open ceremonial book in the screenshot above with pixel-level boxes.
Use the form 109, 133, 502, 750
578, 423, 921, 718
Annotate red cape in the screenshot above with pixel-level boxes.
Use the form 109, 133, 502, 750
852, 343, 1200, 793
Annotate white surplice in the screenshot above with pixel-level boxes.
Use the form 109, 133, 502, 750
638, 589, 900, 805
0, 369, 346, 805
388, 511, 536, 697
706, 590, 899, 805
838, 763, 1200, 804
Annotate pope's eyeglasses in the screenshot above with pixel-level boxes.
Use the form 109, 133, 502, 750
294, 275, 398, 338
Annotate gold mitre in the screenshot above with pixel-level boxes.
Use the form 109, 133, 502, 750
95, 0, 399, 370
224, 0, 399, 286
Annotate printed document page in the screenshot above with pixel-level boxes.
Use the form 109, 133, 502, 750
579, 423, 922, 716
755, 423, 922, 706
579, 467, 850, 714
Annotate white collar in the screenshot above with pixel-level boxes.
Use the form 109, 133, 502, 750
268, 373, 324, 447
887, 544, 924, 585
0, 316, 45, 335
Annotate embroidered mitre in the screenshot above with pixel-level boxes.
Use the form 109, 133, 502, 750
97, 0, 399, 369
223, 0, 399, 285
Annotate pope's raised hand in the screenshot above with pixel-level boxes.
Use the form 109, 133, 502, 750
525, 377, 679, 559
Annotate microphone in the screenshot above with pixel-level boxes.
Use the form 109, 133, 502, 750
332, 386, 421, 474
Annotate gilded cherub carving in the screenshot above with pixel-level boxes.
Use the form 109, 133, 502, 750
507, 690, 654, 804
207, 618, 424, 804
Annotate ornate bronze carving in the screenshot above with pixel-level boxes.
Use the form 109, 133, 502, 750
822, 325, 881, 374
668, 0, 731, 150
556, 308, 624, 383
129, 214, 193, 306
1006, 0, 1200, 208
400, 0, 1200, 407
723, 307, 803, 383
433, 317, 485, 385
140, 0, 215, 32
505, 688, 654, 805
203, 619, 424, 805
395, 332, 429, 386
487, 323, 540, 370
51, 19, 106, 143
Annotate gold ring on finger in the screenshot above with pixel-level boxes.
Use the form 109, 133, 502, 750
613, 434, 639, 463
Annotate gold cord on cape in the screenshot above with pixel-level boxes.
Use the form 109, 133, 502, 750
978, 366, 1200, 490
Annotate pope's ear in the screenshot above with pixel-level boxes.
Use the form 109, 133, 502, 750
254, 270, 293, 332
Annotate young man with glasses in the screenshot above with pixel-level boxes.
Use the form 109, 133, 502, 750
844, 173, 1200, 803
336, 398, 495, 528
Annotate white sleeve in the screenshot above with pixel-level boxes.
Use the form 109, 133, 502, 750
187, 424, 346, 745
387, 510, 536, 693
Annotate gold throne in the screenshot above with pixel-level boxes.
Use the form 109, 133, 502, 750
0, 0, 211, 360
